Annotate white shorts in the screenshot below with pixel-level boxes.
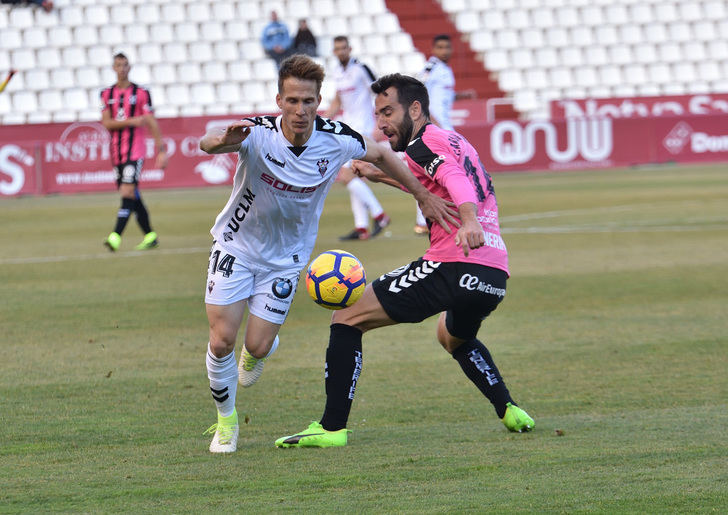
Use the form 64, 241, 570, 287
205, 242, 301, 325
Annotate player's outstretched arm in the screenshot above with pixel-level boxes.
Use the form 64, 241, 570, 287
351, 160, 403, 189
360, 135, 459, 232
199, 120, 254, 154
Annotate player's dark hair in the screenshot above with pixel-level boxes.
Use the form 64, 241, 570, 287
333, 35, 349, 45
371, 73, 430, 118
433, 34, 451, 44
278, 54, 325, 94
113, 52, 128, 61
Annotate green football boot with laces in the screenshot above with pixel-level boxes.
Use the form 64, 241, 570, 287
104, 232, 121, 251
135, 231, 158, 250
501, 402, 535, 432
275, 421, 350, 448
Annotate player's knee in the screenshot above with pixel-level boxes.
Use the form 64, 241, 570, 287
436, 314, 459, 354
244, 334, 276, 359
208, 329, 237, 357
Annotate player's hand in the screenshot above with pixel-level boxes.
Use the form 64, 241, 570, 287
155, 150, 169, 169
221, 120, 255, 146
454, 218, 485, 257
351, 160, 386, 182
417, 193, 460, 234
129, 116, 148, 127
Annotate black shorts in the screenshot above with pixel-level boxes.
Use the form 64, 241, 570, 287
372, 258, 508, 340
114, 159, 143, 186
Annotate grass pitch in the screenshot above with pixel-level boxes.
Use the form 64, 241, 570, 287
1, 164, 726, 513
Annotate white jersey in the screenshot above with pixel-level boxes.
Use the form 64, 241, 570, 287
210, 115, 367, 270
331, 57, 377, 136
421, 56, 455, 131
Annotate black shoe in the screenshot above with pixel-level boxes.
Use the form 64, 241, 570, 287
339, 228, 369, 241
371, 214, 391, 238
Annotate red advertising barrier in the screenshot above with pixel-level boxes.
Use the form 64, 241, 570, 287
1, 112, 727, 196
0, 115, 242, 196
460, 114, 728, 172
551, 93, 728, 119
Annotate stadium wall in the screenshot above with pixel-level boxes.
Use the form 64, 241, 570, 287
1, 111, 727, 197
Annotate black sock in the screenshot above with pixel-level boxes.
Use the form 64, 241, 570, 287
134, 196, 152, 234
320, 323, 363, 431
113, 197, 135, 235
452, 339, 513, 418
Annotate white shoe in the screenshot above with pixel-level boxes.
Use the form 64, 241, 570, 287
238, 336, 279, 387
205, 411, 239, 453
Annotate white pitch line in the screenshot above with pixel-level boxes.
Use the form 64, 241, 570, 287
2, 220, 725, 266
500, 200, 724, 223
0, 246, 210, 265
502, 224, 727, 234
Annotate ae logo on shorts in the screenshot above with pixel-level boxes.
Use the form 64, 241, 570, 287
271, 278, 293, 299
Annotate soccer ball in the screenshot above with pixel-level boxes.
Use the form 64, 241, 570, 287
306, 249, 366, 310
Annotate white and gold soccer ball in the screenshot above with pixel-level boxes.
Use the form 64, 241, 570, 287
305, 249, 366, 310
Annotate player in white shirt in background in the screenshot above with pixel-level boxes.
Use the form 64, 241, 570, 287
197, 54, 457, 453
325, 36, 391, 240
415, 34, 476, 234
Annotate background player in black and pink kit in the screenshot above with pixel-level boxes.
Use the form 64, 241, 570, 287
276, 74, 534, 448
101, 52, 168, 252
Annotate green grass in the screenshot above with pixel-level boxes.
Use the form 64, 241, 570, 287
1, 163, 727, 513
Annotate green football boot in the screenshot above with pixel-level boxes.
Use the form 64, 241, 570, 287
135, 231, 158, 250
275, 421, 350, 448
501, 402, 535, 432
104, 232, 121, 251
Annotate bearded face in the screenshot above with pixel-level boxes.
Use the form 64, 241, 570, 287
390, 110, 414, 152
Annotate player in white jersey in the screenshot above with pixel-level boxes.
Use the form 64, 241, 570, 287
414, 34, 476, 233
325, 36, 391, 241
197, 55, 458, 453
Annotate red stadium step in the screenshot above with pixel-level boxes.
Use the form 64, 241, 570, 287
384, 0, 518, 119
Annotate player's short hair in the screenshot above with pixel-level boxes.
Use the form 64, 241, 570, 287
371, 73, 430, 118
278, 54, 325, 94
433, 34, 451, 44
113, 52, 128, 61
333, 35, 349, 45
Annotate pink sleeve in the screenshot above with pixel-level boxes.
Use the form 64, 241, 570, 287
100, 89, 110, 112
439, 165, 478, 206
423, 135, 478, 206
140, 89, 154, 115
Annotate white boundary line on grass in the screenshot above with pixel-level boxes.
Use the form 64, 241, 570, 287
0, 246, 211, 265
2, 221, 725, 266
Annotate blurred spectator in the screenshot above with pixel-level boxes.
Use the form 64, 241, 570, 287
0, 0, 53, 12
293, 19, 317, 57
261, 11, 292, 69
421, 34, 476, 132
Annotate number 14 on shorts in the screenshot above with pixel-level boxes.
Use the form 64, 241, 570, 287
210, 250, 236, 278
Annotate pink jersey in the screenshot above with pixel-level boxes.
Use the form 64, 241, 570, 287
100, 83, 153, 165
404, 123, 509, 275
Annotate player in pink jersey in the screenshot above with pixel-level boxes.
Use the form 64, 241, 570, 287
101, 52, 168, 252
276, 74, 533, 448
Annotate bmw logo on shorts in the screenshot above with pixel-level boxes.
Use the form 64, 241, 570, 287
272, 278, 293, 299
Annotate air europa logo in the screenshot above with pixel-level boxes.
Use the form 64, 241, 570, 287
490, 118, 612, 165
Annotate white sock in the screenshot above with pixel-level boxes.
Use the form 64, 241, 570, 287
348, 186, 369, 230
266, 335, 280, 358
415, 203, 427, 226
206, 344, 238, 418
348, 177, 384, 219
